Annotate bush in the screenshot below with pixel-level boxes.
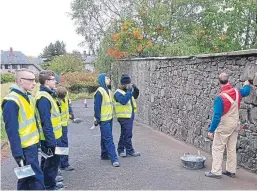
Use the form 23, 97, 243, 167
68, 84, 98, 93
61, 72, 99, 93
0, 73, 15, 84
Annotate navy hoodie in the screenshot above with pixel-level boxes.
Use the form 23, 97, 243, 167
2, 84, 34, 158
36, 85, 58, 147
94, 73, 110, 124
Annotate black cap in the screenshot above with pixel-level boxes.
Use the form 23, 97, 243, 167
120, 74, 131, 85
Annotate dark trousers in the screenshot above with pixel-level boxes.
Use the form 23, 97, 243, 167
117, 116, 135, 154
40, 139, 61, 190
60, 126, 69, 168
100, 120, 118, 163
17, 143, 45, 190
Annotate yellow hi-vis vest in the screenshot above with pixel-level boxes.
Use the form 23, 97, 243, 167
114, 89, 137, 118
2, 92, 39, 148
94, 87, 113, 121
60, 95, 69, 127
35, 91, 62, 140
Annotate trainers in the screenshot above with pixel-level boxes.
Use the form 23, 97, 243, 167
55, 175, 64, 182
118, 152, 126, 157
127, 152, 141, 157
60, 166, 75, 171
222, 171, 236, 178
112, 161, 120, 167
54, 182, 64, 190
205, 172, 222, 179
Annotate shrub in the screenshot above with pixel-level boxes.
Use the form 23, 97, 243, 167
61, 72, 99, 93
0, 73, 15, 84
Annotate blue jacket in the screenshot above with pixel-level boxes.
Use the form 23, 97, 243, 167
94, 73, 111, 124
36, 85, 58, 147
69, 104, 73, 115
2, 85, 33, 158
209, 85, 251, 133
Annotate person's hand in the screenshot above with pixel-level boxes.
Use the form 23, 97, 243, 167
244, 80, 250, 86
14, 156, 25, 167
69, 113, 75, 120
240, 125, 244, 131
207, 132, 214, 139
132, 84, 137, 88
127, 84, 133, 92
47, 147, 55, 155
94, 121, 99, 126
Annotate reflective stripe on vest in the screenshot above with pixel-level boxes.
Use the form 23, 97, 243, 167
114, 89, 137, 118
60, 96, 69, 126
95, 87, 113, 121
3, 92, 39, 148
35, 91, 62, 140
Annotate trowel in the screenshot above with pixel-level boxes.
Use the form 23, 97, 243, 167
14, 160, 35, 179
71, 118, 84, 124
90, 124, 98, 130
204, 137, 213, 142
38, 148, 54, 159
55, 147, 69, 155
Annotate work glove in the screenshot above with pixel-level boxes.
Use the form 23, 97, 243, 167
127, 84, 133, 92
69, 113, 75, 120
46, 147, 55, 156
14, 156, 25, 167
94, 121, 99, 126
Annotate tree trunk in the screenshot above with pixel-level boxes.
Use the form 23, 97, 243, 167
251, 13, 257, 47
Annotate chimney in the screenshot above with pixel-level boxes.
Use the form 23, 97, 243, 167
10, 47, 14, 56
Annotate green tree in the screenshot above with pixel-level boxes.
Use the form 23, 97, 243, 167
40, 41, 67, 61
70, 0, 257, 72
47, 55, 84, 75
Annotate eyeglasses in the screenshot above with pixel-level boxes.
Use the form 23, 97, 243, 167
47, 78, 56, 81
21, 78, 36, 82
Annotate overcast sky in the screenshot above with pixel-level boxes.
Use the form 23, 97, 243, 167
0, 0, 85, 57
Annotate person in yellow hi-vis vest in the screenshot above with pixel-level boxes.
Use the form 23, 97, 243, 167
56, 86, 75, 171
94, 73, 120, 167
35, 70, 63, 190
114, 74, 140, 157
2, 69, 45, 190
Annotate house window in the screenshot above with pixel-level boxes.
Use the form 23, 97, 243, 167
21, 65, 29, 69
12, 65, 18, 69
5, 65, 10, 69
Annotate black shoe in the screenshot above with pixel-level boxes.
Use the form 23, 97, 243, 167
222, 171, 236, 178
118, 152, 126, 157
127, 152, 141, 157
101, 156, 110, 160
55, 175, 64, 182
205, 172, 222, 179
60, 166, 75, 171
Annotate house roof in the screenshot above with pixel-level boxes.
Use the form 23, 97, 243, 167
1, 50, 42, 71
31, 57, 43, 65
1, 50, 34, 65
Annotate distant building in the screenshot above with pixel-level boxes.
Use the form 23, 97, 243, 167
82, 51, 95, 72
1, 47, 42, 74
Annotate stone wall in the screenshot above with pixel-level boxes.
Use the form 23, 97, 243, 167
112, 49, 257, 173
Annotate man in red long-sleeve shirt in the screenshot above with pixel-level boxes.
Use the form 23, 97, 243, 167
205, 73, 251, 179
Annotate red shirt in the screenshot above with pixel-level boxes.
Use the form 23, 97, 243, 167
218, 84, 241, 115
